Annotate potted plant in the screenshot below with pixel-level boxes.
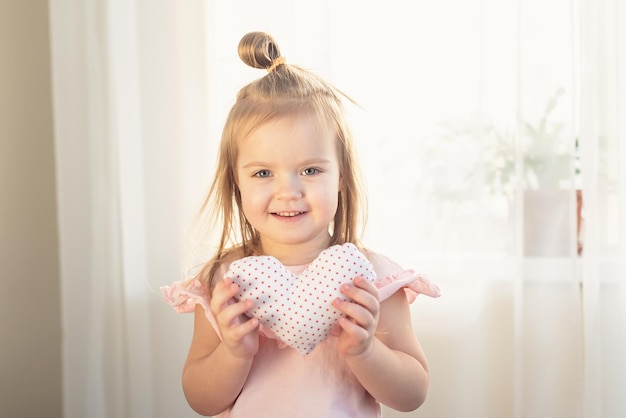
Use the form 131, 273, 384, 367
425, 87, 582, 256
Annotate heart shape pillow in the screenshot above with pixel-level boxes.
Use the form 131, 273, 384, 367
225, 243, 376, 355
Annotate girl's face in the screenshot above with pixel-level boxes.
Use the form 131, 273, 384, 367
236, 112, 342, 262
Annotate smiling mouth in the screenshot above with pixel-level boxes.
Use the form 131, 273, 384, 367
273, 211, 305, 217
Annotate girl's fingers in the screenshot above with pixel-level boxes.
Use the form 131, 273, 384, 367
337, 315, 369, 338
230, 315, 259, 339
218, 298, 254, 327
334, 299, 378, 331
211, 278, 255, 329
337, 277, 380, 315
334, 297, 376, 329
210, 278, 239, 310
353, 276, 380, 300
208, 277, 260, 358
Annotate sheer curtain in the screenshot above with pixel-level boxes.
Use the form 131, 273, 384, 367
49, 1, 624, 417
580, 0, 626, 416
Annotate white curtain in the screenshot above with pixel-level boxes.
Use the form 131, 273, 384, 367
49, 1, 625, 417
579, 0, 626, 416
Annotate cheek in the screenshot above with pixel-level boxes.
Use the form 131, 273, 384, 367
239, 182, 269, 213
313, 179, 341, 211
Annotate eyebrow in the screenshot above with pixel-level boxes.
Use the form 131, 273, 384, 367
240, 158, 333, 169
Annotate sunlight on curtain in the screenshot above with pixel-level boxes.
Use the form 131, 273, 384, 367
50, 0, 209, 416
331, 1, 584, 417
580, 0, 626, 416
49, 0, 624, 417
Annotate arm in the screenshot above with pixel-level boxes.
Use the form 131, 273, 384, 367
334, 277, 429, 411
182, 278, 260, 416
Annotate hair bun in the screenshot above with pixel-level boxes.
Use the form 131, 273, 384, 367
238, 32, 282, 71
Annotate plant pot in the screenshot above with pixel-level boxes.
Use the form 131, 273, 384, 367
523, 189, 582, 257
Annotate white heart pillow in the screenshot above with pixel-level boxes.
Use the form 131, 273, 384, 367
225, 243, 376, 355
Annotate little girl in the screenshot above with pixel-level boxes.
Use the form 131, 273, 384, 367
162, 31, 440, 417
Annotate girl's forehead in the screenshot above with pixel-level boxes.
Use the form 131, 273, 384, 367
239, 112, 336, 146
236, 113, 340, 164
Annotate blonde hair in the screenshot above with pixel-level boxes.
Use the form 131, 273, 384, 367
197, 32, 366, 290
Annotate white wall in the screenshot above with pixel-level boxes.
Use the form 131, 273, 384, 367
0, 1, 62, 417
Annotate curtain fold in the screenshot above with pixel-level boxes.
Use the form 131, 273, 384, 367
580, 0, 626, 417
49, 1, 625, 417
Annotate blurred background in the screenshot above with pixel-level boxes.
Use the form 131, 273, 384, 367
1, 0, 624, 417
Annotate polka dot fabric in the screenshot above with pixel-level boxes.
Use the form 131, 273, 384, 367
225, 243, 376, 355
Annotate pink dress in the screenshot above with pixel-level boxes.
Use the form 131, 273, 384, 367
161, 249, 441, 418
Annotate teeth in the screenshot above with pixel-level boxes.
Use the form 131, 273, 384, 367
276, 211, 302, 217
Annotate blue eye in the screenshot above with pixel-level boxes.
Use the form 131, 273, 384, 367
302, 167, 320, 176
254, 170, 271, 178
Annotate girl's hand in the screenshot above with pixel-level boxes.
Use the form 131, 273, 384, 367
333, 276, 381, 358
210, 277, 260, 359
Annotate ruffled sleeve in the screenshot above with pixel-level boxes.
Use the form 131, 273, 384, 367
365, 250, 441, 302
160, 278, 209, 314
376, 270, 440, 302
160, 278, 223, 339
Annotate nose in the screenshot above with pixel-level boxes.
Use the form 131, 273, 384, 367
275, 174, 303, 200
